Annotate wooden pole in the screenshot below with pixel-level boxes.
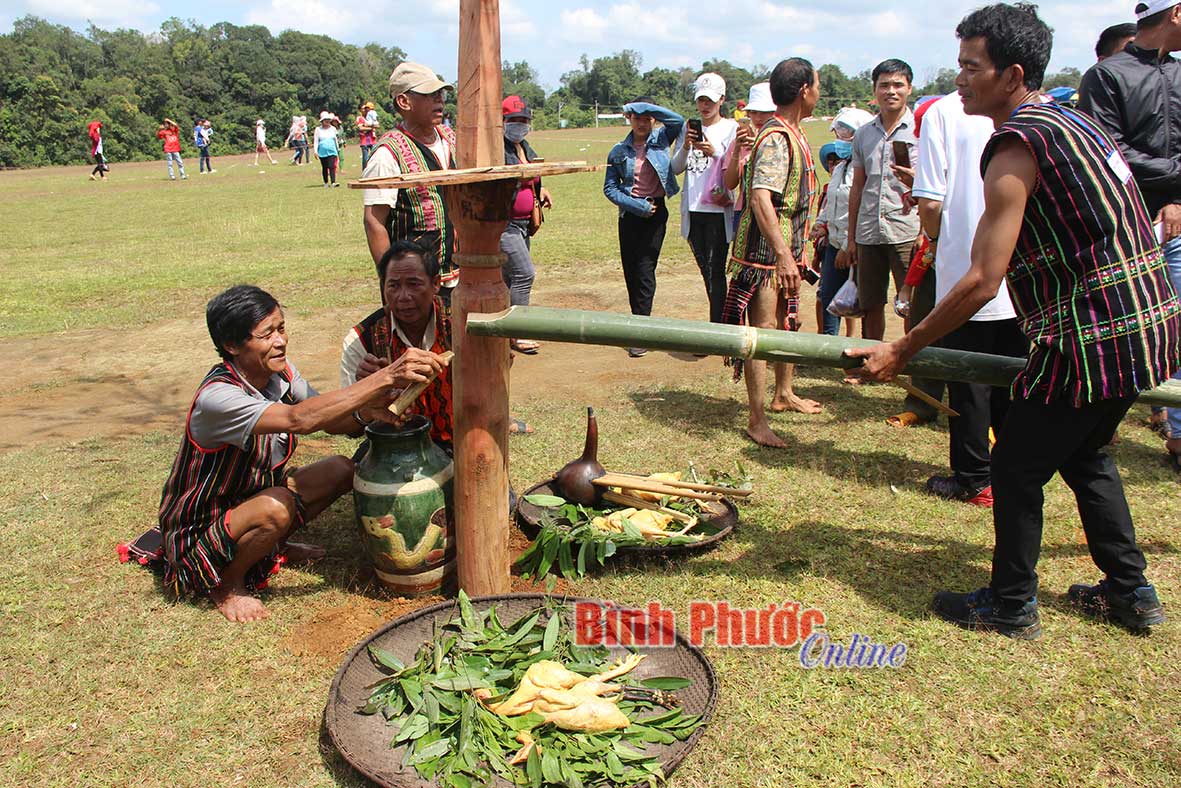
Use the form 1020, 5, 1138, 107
450, 0, 512, 596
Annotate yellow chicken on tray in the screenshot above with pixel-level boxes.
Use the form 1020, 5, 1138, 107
614, 472, 685, 502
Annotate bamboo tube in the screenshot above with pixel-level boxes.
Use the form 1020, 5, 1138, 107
601, 490, 696, 526
607, 472, 754, 497
388, 351, 454, 415
466, 306, 1181, 408
892, 377, 959, 418
591, 475, 724, 502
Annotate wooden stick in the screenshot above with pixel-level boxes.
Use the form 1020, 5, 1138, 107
604, 472, 753, 497
592, 475, 724, 502
891, 377, 959, 418
601, 490, 696, 525
388, 351, 454, 415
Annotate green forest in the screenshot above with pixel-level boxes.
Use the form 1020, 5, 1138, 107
0, 15, 1085, 169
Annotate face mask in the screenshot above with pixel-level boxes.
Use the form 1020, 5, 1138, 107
504, 122, 530, 143
832, 140, 853, 160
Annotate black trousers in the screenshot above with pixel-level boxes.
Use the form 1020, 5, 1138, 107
989, 392, 1148, 606
321, 155, 338, 184
941, 318, 1028, 489
618, 200, 668, 316
686, 211, 729, 324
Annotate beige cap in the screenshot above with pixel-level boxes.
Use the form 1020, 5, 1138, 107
388, 62, 454, 97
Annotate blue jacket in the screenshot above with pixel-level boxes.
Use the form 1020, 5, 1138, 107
603, 102, 684, 217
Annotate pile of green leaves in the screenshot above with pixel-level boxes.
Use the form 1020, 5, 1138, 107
515, 464, 752, 581
360, 592, 704, 788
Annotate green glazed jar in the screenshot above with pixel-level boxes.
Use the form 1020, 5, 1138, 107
353, 415, 454, 596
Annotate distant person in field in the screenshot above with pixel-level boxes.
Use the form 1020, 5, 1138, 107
671, 72, 739, 325
603, 96, 685, 356
156, 119, 186, 180
361, 62, 458, 307
1096, 22, 1137, 60
195, 118, 214, 174
156, 284, 444, 623
357, 101, 379, 169
87, 120, 108, 181
498, 95, 554, 353
722, 61, 824, 449
286, 115, 308, 165
253, 119, 277, 166
313, 111, 343, 188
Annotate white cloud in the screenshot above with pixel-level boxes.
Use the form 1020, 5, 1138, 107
559, 8, 609, 42
246, 0, 361, 39
26, 0, 159, 26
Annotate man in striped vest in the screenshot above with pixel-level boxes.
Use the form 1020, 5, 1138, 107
850, 2, 1181, 639
362, 62, 459, 307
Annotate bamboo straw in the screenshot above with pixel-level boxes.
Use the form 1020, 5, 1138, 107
600, 490, 696, 526
592, 474, 724, 502
605, 472, 753, 497
891, 377, 959, 418
389, 351, 455, 415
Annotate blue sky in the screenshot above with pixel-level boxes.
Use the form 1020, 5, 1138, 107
3, 0, 1133, 95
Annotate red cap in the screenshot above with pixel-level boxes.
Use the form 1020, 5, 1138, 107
502, 95, 532, 119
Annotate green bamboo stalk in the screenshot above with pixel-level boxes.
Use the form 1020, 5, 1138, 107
467, 306, 1181, 408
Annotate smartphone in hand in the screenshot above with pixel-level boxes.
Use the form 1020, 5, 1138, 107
892, 140, 911, 169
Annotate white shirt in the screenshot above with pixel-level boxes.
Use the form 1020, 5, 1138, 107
255, 125, 266, 145
671, 118, 739, 220
913, 94, 1015, 321
340, 310, 438, 388
821, 159, 855, 250
361, 130, 452, 208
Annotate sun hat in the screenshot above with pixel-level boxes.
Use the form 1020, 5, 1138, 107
256, 119, 265, 126
388, 62, 454, 97
745, 83, 776, 113
319, 110, 333, 121
1136, 0, 1180, 20
694, 73, 726, 102
362, 101, 375, 110
830, 106, 874, 134
502, 95, 532, 119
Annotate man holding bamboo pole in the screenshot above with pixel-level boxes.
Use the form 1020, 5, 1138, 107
850, 3, 1181, 639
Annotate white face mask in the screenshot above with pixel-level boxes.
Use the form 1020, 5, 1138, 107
504, 121, 530, 143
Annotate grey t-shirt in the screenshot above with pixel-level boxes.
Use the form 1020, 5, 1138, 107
851, 110, 921, 245
189, 362, 317, 451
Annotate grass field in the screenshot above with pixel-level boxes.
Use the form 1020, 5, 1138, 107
2, 125, 1180, 788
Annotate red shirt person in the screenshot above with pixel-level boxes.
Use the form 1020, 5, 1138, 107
156, 119, 186, 180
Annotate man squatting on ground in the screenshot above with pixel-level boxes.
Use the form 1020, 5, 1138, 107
157, 285, 444, 623
850, 2, 1181, 639
362, 62, 459, 308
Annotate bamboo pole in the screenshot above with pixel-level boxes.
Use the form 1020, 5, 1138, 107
449, 0, 511, 596
466, 306, 1181, 408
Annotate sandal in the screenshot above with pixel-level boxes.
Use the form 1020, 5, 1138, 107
511, 340, 540, 355
886, 411, 924, 428
509, 418, 534, 436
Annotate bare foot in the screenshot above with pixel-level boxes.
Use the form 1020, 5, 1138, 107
769, 395, 823, 414
841, 375, 864, 386
745, 423, 787, 448
282, 541, 326, 565
211, 584, 270, 623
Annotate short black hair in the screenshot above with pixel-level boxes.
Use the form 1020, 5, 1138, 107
871, 58, 914, 86
956, 3, 1053, 90
1096, 22, 1136, 58
769, 58, 816, 106
1136, 4, 1174, 30
378, 239, 440, 282
206, 285, 280, 361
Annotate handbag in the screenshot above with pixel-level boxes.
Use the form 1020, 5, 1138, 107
703, 156, 733, 208
528, 180, 545, 236
827, 267, 864, 318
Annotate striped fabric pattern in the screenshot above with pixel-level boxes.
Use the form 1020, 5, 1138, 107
982, 103, 1181, 405
353, 300, 454, 445
374, 125, 458, 282
157, 364, 297, 595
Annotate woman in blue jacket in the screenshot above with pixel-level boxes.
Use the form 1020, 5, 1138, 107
603, 99, 684, 356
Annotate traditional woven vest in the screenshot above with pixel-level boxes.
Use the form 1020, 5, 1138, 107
373, 125, 458, 283
157, 363, 297, 594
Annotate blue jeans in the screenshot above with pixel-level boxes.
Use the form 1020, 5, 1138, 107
1165, 237, 1181, 440
165, 152, 185, 179
817, 244, 843, 335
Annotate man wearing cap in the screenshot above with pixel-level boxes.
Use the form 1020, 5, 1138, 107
1079, 1, 1181, 464
356, 102, 379, 170
361, 63, 458, 306
671, 73, 739, 324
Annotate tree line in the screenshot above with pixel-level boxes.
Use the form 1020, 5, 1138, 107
0, 15, 1086, 169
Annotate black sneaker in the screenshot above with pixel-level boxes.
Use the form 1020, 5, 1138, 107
1066, 580, 1166, 632
932, 587, 1042, 639
626, 347, 648, 358
926, 475, 994, 507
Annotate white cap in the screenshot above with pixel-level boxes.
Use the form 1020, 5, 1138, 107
319, 111, 333, 121
694, 72, 726, 102
745, 82, 776, 113
255, 118, 265, 125
1136, 0, 1180, 20
830, 107, 874, 133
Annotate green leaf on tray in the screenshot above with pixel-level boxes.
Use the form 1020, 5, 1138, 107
523, 493, 567, 507
638, 676, 693, 690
